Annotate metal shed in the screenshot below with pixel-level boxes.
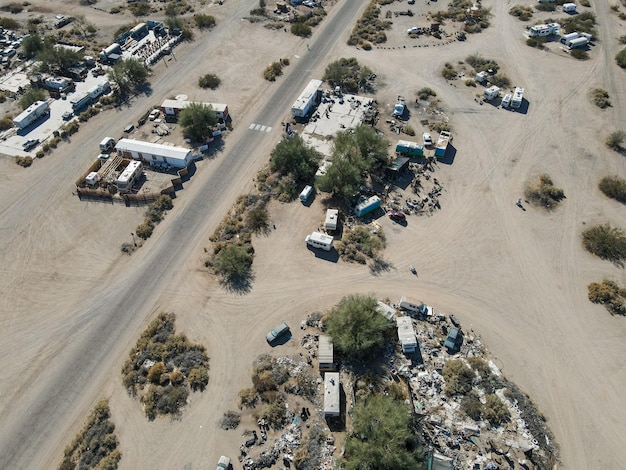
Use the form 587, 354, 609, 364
318, 335, 335, 371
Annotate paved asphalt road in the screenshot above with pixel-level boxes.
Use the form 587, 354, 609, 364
0, 1, 366, 469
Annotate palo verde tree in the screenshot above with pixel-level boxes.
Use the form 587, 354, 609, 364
344, 394, 426, 470
179, 102, 218, 143
107, 58, 150, 96
37, 38, 84, 74
316, 125, 389, 199
324, 294, 393, 361
270, 135, 322, 183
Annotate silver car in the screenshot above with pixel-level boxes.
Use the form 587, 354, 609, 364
266, 322, 290, 344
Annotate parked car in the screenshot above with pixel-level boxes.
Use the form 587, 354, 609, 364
407, 27, 422, 34
216, 455, 230, 470
423, 132, 433, 146
124, 124, 135, 133
62, 111, 73, 121
149, 109, 160, 121
22, 138, 40, 151
388, 210, 406, 222
266, 322, 290, 345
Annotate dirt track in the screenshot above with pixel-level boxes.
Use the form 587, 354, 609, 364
0, 0, 625, 469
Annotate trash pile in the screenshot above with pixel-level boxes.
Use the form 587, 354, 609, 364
381, 300, 558, 469
242, 424, 301, 470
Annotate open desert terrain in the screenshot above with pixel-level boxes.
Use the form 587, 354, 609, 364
0, 0, 625, 469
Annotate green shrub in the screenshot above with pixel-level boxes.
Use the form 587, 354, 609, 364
616, 48, 626, 68
535, 3, 556, 11
466, 54, 500, 73
571, 49, 589, 60
0, 17, 20, 29
0, 116, 13, 130
194, 13, 216, 29
509, 5, 533, 20
442, 359, 475, 396
619, 35, 626, 45
524, 174, 565, 209
483, 394, 511, 425
15, 156, 33, 167
188, 367, 209, 391
580, 0, 590, 6
441, 63, 457, 80
591, 88, 611, 108
599, 176, 626, 203
461, 392, 483, 420
606, 130, 625, 150
582, 224, 626, 263
465, 79, 477, 87
128, 2, 151, 16
291, 22, 311, 37
262, 393, 288, 430
588, 279, 626, 315
417, 87, 437, 100
19, 88, 46, 110
402, 124, 416, 136
219, 410, 241, 430
526, 36, 547, 48
1, 3, 23, 14
135, 220, 154, 239
198, 73, 221, 89
490, 74, 511, 88
337, 226, 386, 264
238, 387, 258, 408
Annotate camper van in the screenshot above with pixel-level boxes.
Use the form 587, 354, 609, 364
305, 231, 333, 251
99, 137, 116, 152
299, 185, 313, 203
562, 2, 576, 12
501, 93, 512, 108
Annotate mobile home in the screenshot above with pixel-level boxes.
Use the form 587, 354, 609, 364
396, 316, 417, 353
318, 335, 336, 371
116, 160, 143, 191
323, 372, 340, 417
291, 79, 323, 118
115, 139, 193, 169
305, 231, 333, 251
325, 209, 339, 231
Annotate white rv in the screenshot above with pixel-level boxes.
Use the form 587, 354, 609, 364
116, 160, 143, 191
511, 87, 524, 109
299, 185, 313, 203
562, 3, 576, 12
306, 231, 333, 251
483, 85, 501, 101
501, 93, 512, 108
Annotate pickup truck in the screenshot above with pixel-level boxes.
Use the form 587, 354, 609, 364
216, 455, 230, 470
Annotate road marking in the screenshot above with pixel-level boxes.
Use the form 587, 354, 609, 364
249, 123, 273, 133
248, 123, 255, 130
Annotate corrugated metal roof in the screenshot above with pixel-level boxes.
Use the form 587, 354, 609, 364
318, 335, 334, 365
115, 138, 191, 161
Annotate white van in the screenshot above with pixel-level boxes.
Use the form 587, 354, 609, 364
299, 185, 313, 203
501, 94, 512, 108
99, 137, 116, 152
562, 2, 576, 12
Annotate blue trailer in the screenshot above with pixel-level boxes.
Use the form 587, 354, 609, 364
354, 196, 381, 217
396, 139, 424, 156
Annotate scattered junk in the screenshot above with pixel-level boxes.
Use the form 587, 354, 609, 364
511, 87, 525, 109
483, 85, 501, 101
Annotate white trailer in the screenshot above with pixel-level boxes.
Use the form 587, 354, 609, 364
325, 209, 338, 231
12, 100, 50, 129
560, 32, 579, 44
291, 79, 323, 118
323, 372, 340, 417
116, 160, 143, 191
568, 37, 589, 49
529, 23, 560, 37
562, 2, 576, 12
511, 87, 524, 108
70, 91, 91, 111
306, 231, 333, 251
483, 85, 501, 101
397, 316, 417, 353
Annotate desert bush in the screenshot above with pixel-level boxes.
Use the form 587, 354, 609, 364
580, 0, 590, 5
484, 394, 511, 425
466, 54, 500, 73
619, 35, 626, 45
323, 57, 372, 94
606, 130, 625, 150
571, 49, 589, 60
135, 220, 154, 239
337, 226, 386, 264
128, 2, 151, 16
526, 36, 547, 48
147, 362, 166, 384
291, 22, 311, 37
0, 116, 12, 130
402, 124, 416, 136
560, 11, 597, 35
509, 5, 533, 20
262, 393, 288, 429
588, 279, 626, 315
535, 3, 556, 10
0, 17, 20, 29
239, 387, 258, 408
194, 13, 216, 29
429, 121, 451, 133
263, 62, 283, 81
1, 2, 23, 14
616, 48, 626, 68
153, 194, 173, 212
443, 359, 475, 396
461, 392, 483, 420
219, 410, 241, 430
441, 63, 457, 80
591, 88, 611, 108
143, 384, 189, 420
582, 223, 626, 263
19, 88, 46, 110
467, 356, 492, 380
16, 156, 34, 167
121, 241, 137, 254
465, 79, 477, 87
294, 424, 326, 470
0, 92, 6, 103
490, 74, 511, 88
57, 400, 120, 470
348, 1, 391, 47
417, 87, 437, 101
524, 174, 565, 209
198, 73, 221, 89
599, 176, 626, 203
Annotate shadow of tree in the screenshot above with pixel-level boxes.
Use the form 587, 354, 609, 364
369, 256, 394, 276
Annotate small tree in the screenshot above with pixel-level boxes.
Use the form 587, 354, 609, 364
324, 294, 393, 360
270, 136, 322, 183
442, 359, 475, 396
291, 22, 312, 37
19, 88, 46, 110
616, 48, 626, 68
22, 33, 44, 59
178, 103, 218, 143
588, 279, 626, 315
606, 130, 625, 151
582, 223, 626, 263
483, 394, 511, 425
599, 176, 626, 203
198, 73, 221, 89
194, 13, 216, 29
212, 244, 253, 281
